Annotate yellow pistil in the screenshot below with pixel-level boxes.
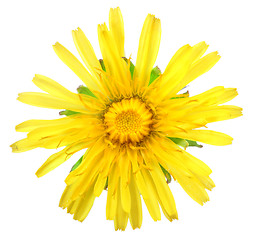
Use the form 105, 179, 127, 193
104, 98, 154, 144
115, 111, 141, 133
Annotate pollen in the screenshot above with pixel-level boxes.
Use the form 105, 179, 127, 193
104, 98, 154, 144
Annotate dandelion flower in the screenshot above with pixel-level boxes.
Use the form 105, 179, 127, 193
11, 7, 242, 230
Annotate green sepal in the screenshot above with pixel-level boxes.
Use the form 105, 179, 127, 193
149, 66, 161, 85
186, 139, 203, 148
104, 177, 108, 190
100, 58, 160, 82
122, 57, 135, 79
169, 137, 203, 148
159, 164, 171, 183
168, 137, 189, 148
129, 61, 135, 79
59, 109, 79, 116
170, 91, 189, 99
59, 84, 96, 116
99, 59, 106, 72
71, 156, 83, 172
77, 85, 96, 98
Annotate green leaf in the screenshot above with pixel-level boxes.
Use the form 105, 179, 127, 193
71, 156, 83, 172
77, 85, 96, 98
168, 137, 189, 148
59, 110, 79, 116
149, 66, 161, 85
186, 140, 203, 148
159, 164, 171, 183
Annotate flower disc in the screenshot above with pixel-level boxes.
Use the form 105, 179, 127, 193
104, 98, 154, 144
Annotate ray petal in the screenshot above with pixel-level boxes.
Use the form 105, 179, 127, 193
167, 129, 233, 146
72, 27, 102, 78
135, 14, 161, 90
53, 42, 101, 92
109, 7, 125, 57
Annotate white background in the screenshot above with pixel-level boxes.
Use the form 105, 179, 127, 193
1, 0, 253, 239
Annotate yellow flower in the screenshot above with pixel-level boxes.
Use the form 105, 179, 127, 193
11, 7, 242, 230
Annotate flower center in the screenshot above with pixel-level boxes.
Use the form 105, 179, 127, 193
104, 98, 154, 144
115, 111, 141, 134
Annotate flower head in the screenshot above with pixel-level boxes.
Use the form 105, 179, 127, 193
11, 7, 242, 230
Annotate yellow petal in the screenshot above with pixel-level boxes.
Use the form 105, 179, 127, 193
167, 51, 221, 97
140, 168, 161, 221
186, 105, 243, 123
59, 184, 74, 209
93, 173, 107, 197
127, 149, 139, 173
190, 86, 238, 106
36, 149, 71, 177
67, 137, 106, 178
67, 199, 80, 214
12, 130, 91, 152
17, 92, 90, 114
73, 183, 96, 222
147, 158, 177, 218
15, 117, 78, 132
97, 24, 130, 96
11, 138, 39, 153
109, 7, 125, 57
32, 74, 80, 102
152, 43, 219, 101
99, 147, 117, 178
133, 170, 149, 199
194, 174, 215, 191
162, 44, 191, 77
67, 152, 105, 201
26, 118, 86, 140
36, 139, 91, 177
106, 191, 117, 221
175, 146, 212, 176
170, 51, 221, 97
153, 145, 209, 205
114, 183, 128, 231
141, 162, 178, 222
165, 140, 215, 190
181, 172, 209, 204
171, 166, 210, 205
72, 28, 102, 78
119, 154, 131, 213
106, 163, 118, 220
135, 14, 161, 89
168, 129, 233, 146
129, 172, 142, 229
150, 138, 211, 205
163, 41, 208, 78
148, 138, 190, 173
153, 45, 192, 101
41, 129, 92, 149
120, 177, 131, 213
53, 42, 101, 92
191, 41, 209, 62
187, 51, 221, 83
